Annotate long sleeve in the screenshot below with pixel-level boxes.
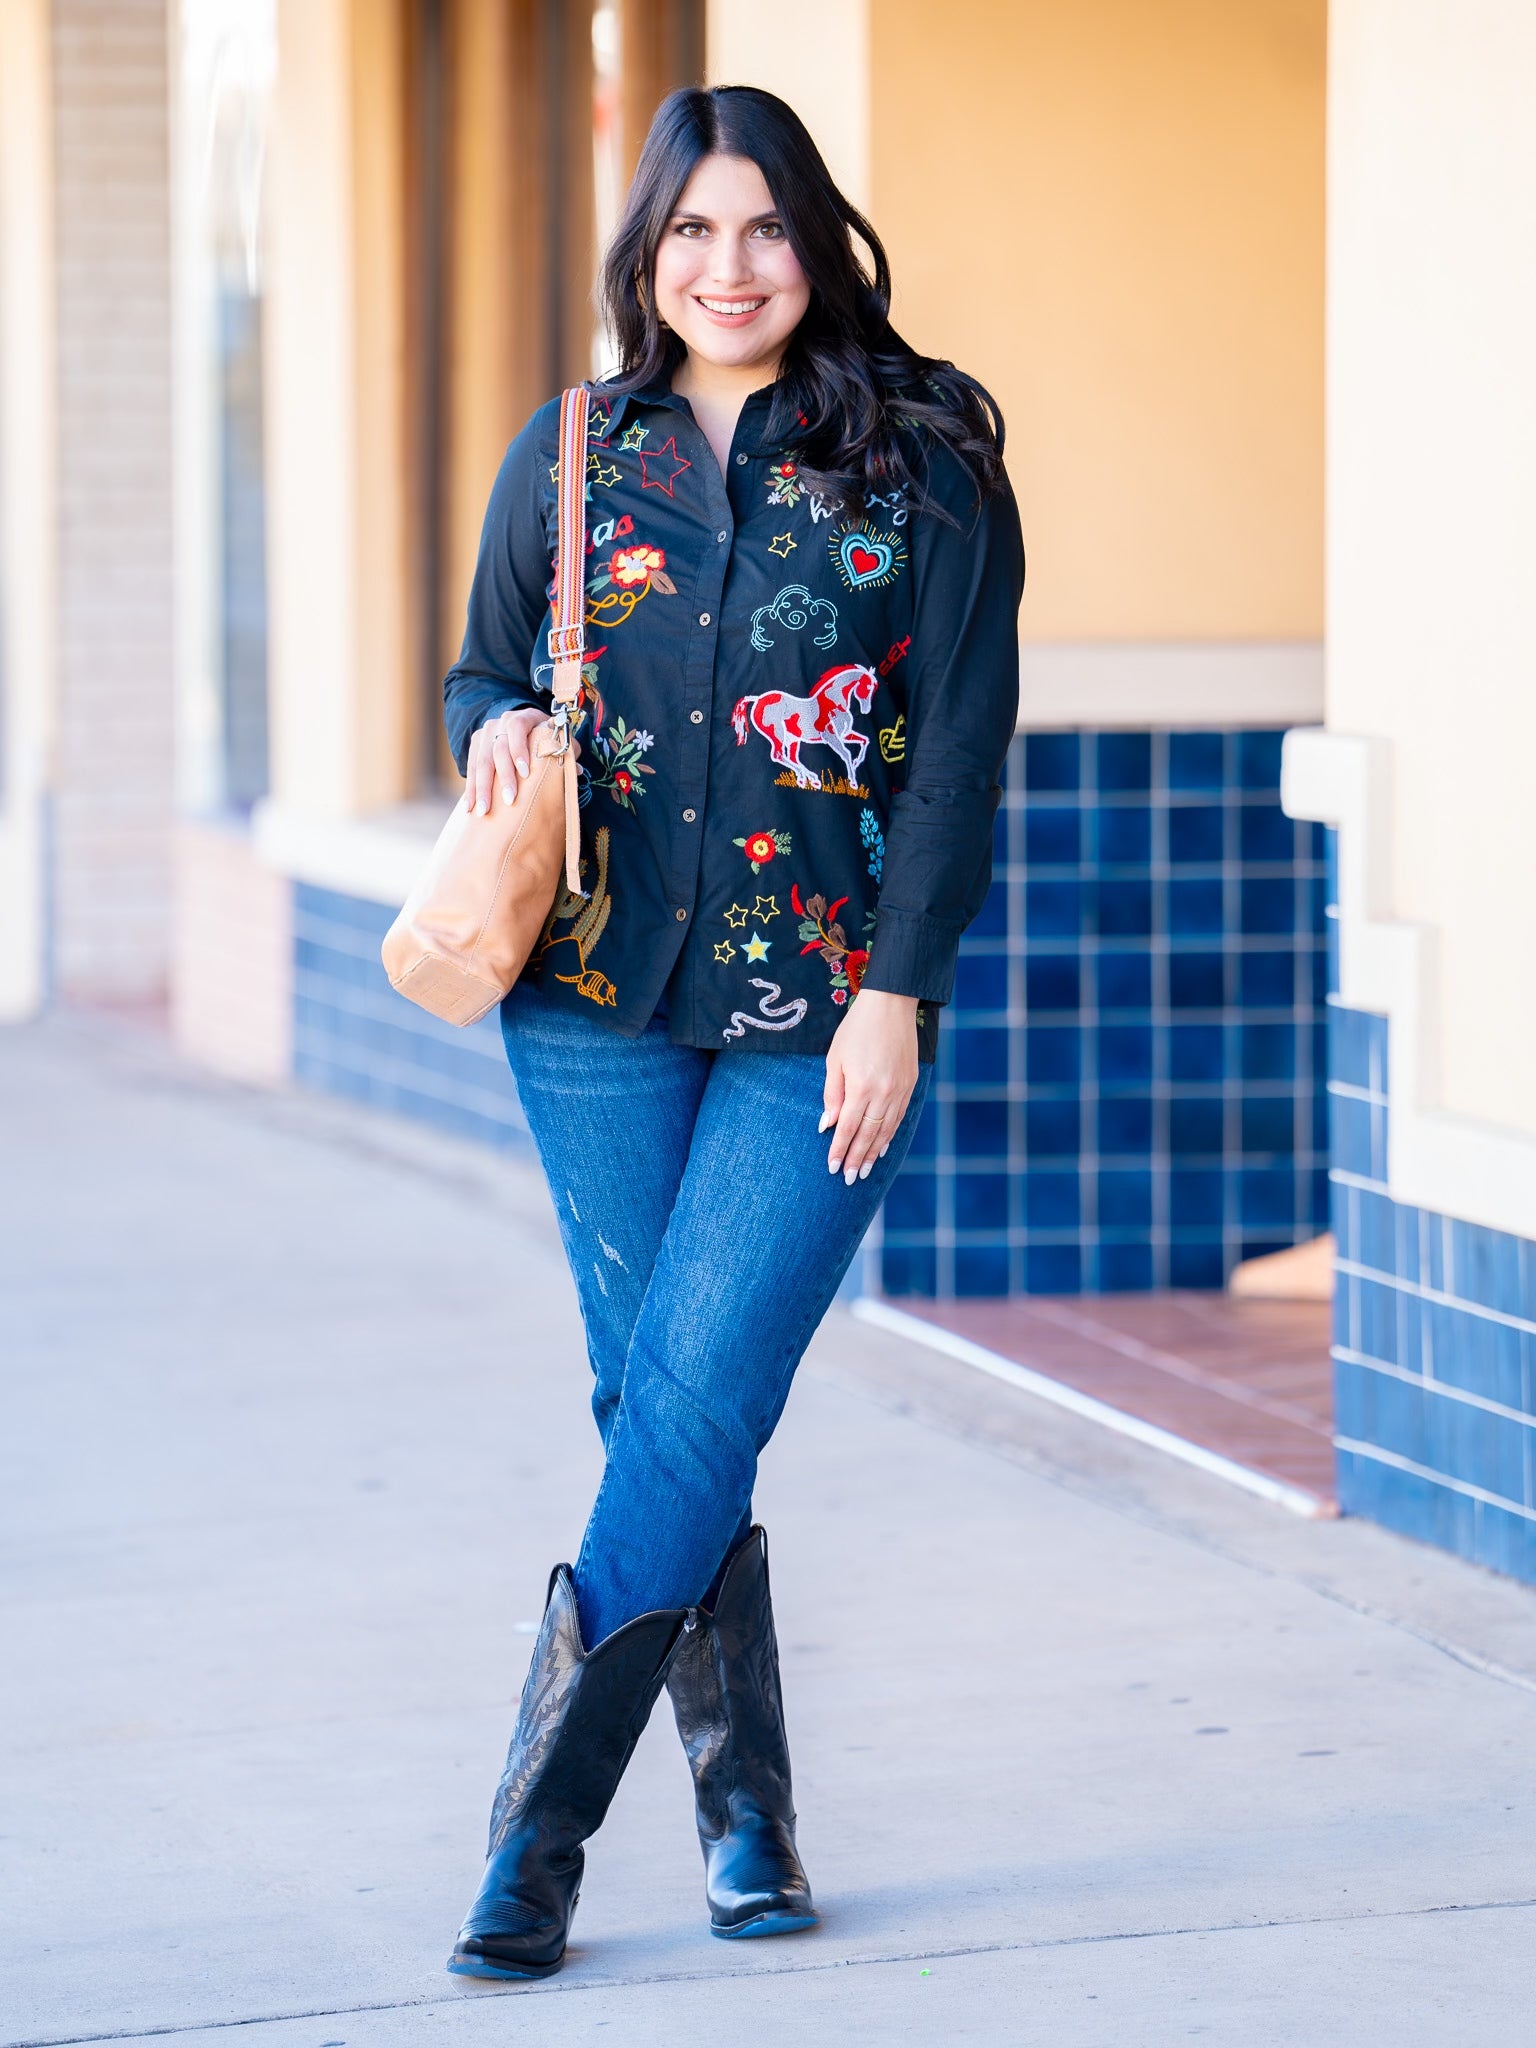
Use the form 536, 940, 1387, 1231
441, 399, 560, 775
861, 453, 1025, 1005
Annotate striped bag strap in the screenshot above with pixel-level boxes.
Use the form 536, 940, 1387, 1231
548, 384, 591, 894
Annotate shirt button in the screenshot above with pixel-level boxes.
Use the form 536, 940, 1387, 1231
690, 709, 704, 724
735, 452, 748, 466
699, 612, 711, 627
675, 907, 688, 922
716, 529, 728, 544
682, 808, 696, 823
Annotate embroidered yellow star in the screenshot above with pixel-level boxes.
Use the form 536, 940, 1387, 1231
588, 456, 621, 489
713, 939, 736, 964
548, 461, 563, 484
588, 406, 613, 437
768, 532, 797, 559
618, 421, 648, 451
752, 894, 779, 921
723, 903, 750, 929
743, 931, 771, 963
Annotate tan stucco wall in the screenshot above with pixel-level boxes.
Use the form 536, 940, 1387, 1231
1328, 0, 1536, 1137
870, 0, 1325, 644
706, 0, 870, 210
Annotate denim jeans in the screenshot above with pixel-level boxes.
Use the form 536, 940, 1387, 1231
499, 979, 934, 1646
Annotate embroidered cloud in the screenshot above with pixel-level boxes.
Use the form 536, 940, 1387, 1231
749, 583, 839, 654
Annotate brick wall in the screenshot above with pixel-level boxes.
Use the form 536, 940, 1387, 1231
51, 0, 174, 1000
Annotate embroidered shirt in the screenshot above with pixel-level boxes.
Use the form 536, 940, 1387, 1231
442, 376, 1024, 1061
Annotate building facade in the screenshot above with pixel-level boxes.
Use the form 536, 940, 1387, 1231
2, 0, 1531, 1582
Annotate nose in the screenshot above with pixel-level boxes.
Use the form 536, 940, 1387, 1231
707, 230, 755, 288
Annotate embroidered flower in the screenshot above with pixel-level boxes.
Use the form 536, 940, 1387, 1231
614, 767, 632, 794
734, 828, 792, 873
794, 884, 877, 1001
610, 543, 666, 588
766, 460, 803, 509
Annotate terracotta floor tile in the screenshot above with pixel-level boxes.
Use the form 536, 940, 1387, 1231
891, 1292, 1336, 1509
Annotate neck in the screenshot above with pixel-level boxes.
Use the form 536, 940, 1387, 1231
672, 348, 782, 410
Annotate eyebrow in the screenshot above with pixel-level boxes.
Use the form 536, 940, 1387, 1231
668, 209, 782, 227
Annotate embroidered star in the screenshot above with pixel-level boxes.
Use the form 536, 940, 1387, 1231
548, 461, 563, 484
588, 405, 613, 438
639, 435, 692, 495
723, 902, 750, 929
752, 894, 779, 922
714, 939, 737, 965
618, 421, 649, 451
768, 531, 797, 558
587, 456, 621, 489
743, 931, 772, 963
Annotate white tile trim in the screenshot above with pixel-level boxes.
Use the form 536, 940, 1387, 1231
1284, 727, 1536, 1242
253, 798, 443, 909
1018, 642, 1323, 731
852, 1297, 1331, 1518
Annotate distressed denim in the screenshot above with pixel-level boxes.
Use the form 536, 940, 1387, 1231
500, 978, 934, 1645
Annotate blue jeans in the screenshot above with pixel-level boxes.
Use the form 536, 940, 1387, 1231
499, 980, 934, 1645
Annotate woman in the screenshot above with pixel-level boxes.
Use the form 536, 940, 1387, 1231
441, 85, 1023, 1979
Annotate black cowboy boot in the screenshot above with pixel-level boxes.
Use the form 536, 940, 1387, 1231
448, 1566, 690, 1979
666, 1526, 818, 1939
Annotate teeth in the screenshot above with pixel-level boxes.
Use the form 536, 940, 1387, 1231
699, 297, 765, 315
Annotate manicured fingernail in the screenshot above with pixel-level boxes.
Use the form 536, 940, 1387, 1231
502, 783, 514, 804
844, 1167, 856, 1186
828, 1156, 841, 1173
817, 1110, 833, 1133
517, 757, 529, 776
880, 1143, 890, 1157
859, 1161, 872, 1179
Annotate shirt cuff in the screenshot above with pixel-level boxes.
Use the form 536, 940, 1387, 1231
472, 689, 547, 734
861, 907, 964, 1005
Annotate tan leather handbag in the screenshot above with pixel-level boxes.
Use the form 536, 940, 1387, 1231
382, 385, 592, 1026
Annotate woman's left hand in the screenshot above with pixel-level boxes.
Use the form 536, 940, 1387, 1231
821, 989, 921, 1185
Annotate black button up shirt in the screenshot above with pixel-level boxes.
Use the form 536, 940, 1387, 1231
442, 377, 1024, 1061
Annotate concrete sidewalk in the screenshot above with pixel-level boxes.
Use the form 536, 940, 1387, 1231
3, 1017, 1534, 2047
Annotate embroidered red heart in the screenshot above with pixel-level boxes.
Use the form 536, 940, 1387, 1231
848, 545, 881, 576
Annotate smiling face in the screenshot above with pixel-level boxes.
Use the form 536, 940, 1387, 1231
652, 152, 811, 377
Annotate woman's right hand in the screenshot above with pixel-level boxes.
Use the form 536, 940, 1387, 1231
463, 706, 551, 815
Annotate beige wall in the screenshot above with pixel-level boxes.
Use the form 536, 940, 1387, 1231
1328, 0, 1536, 1138
264, 0, 412, 822
871, 0, 1325, 646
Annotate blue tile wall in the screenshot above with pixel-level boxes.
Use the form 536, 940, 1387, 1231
880, 729, 1329, 1297
292, 884, 529, 1149
1325, 897, 1536, 1584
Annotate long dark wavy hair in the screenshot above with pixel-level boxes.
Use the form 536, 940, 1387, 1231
598, 86, 1006, 521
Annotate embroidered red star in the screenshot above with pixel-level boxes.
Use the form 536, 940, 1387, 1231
639, 436, 692, 495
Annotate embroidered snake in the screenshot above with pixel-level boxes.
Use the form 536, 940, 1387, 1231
721, 978, 810, 1041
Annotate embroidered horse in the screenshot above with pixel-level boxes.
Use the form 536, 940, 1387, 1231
730, 663, 879, 790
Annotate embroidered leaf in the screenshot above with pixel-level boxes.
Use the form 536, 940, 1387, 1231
805, 893, 827, 919
650, 569, 677, 595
